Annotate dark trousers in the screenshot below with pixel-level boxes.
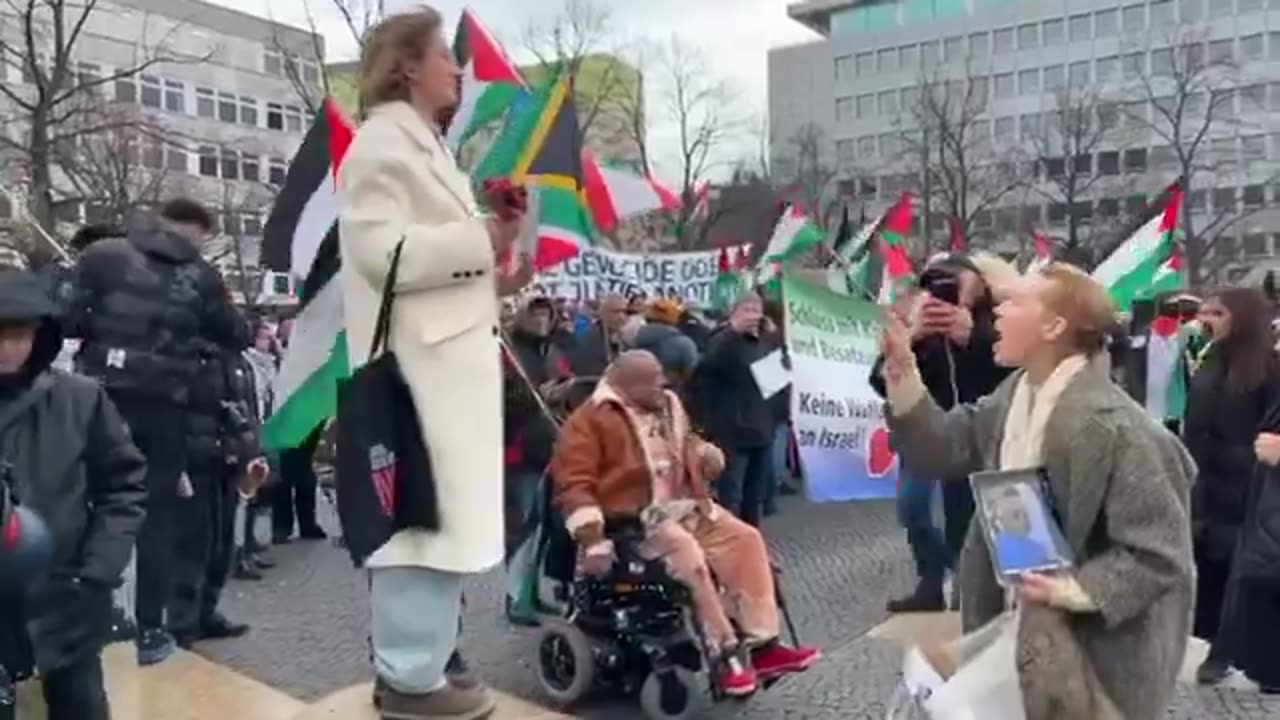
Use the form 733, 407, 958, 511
273, 427, 322, 537
41, 654, 109, 720
940, 479, 974, 562
169, 467, 235, 632
716, 445, 772, 528
897, 471, 951, 587
114, 400, 187, 631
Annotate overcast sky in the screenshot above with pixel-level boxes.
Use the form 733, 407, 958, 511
209, 0, 819, 179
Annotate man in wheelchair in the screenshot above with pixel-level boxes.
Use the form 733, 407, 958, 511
553, 351, 819, 697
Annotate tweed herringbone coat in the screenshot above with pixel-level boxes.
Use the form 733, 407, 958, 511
889, 364, 1195, 720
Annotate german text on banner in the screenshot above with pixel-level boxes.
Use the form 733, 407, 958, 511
527, 244, 750, 305
783, 276, 899, 501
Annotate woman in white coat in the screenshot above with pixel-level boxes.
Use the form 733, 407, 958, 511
339, 8, 529, 719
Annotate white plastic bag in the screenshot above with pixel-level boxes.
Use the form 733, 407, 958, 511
891, 610, 1026, 720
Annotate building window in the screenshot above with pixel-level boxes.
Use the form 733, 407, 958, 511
943, 36, 963, 61
1122, 4, 1145, 31
266, 102, 284, 130
1151, 144, 1176, 169
1068, 14, 1090, 42
139, 74, 161, 108
1097, 198, 1120, 217
1180, 0, 1204, 21
114, 75, 136, 103
1094, 8, 1118, 37
1240, 34, 1264, 61
1069, 61, 1090, 87
1243, 184, 1265, 208
217, 92, 237, 123
285, 105, 304, 132
1243, 233, 1268, 257
1018, 69, 1039, 96
921, 40, 939, 66
223, 213, 242, 236
1019, 113, 1041, 139
855, 51, 873, 76
1185, 190, 1205, 214
1212, 187, 1237, 212
879, 133, 899, 157
857, 136, 876, 158
163, 79, 184, 113
1123, 52, 1145, 80
1241, 84, 1265, 109
856, 93, 874, 118
1044, 65, 1064, 91
196, 87, 215, 118
900, 85, 918, 109
198, 145, 218, 177
877, 48, 896, 73
834, 55, 852, 82
1243, 134, 1266, 159
898, 44, 918, 69
994, 72, 1014, 99
302, 63, 320, 85
835, 96, 853, 122
837, 139, 855, 165
1048, 202, 1067, 223
994, 116, 1015, 140
141, 140, 164, 169
264, 51, 282, 76
165, 145, 187, 172
993, 28, 1015, 54
242, 153, 261, 182
1151, 48, 1174, 76
240, 96, 258, 126
220, 148, 240, 180
1017, 23, 1038, 49
268, 157, 287, 185
76, 62, 100, 90
244, 213, 263, 236
877, 90, 898, 116
1042, 18, 1064, 46
968, 32, 989, 60
1123, 148, 1147, 172
1149, 0, 1175, 25
1209, 39, 1233, 64
1096, 55, 1119, 82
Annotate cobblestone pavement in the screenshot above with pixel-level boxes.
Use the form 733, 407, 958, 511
201, 496, 1280, 719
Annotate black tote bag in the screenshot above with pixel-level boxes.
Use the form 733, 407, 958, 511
335, 240, 440, 566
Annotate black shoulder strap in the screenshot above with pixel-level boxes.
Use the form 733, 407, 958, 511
369, 240, 406, 359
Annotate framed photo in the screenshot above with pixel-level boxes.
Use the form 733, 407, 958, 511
969, 468, 1074, 584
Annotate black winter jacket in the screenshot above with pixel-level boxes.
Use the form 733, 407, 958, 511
0, 271, 146, 674
1236, 374, 1280, 586
869, 308, 1008, 410
67, 215, 249, 407
692, 326, 774, 449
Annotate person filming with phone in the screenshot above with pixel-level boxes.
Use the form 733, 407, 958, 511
871, 253, 1015, 612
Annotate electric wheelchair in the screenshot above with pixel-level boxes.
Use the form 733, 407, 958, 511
532, 513, 804, 720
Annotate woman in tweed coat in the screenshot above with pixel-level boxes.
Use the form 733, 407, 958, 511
880, 263, 1194, 720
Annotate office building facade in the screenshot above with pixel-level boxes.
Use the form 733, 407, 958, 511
770, 0, 1280, 283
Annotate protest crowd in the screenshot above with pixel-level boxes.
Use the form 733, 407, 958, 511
1, 4, 1280, 720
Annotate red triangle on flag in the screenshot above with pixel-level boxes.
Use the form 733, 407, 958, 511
461, 10, 523, 84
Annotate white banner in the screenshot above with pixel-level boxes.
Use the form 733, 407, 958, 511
527, 244, 751, 305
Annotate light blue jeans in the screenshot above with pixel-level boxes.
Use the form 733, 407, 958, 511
370, 566, 465, 693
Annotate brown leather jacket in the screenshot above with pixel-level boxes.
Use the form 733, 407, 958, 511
553, 383, 723, 547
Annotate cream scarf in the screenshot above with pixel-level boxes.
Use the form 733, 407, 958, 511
998, 355, 1088, 470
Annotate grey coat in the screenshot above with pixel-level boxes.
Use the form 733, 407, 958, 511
890, 364, 1195, 720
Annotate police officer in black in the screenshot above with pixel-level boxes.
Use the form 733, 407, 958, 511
169, 348, 262, 647
67, 198, 249, 666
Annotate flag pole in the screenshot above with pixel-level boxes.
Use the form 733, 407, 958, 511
0, 183, 73, 264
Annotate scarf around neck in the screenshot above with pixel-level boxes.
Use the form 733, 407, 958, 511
998, 354, 1088, 471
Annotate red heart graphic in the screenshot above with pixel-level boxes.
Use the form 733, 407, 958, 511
866, 426, 897, 477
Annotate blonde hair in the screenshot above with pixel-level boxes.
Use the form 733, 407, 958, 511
1036, 262, 1118, 356
357, 7, 444, 113
969, 252, 1021, 301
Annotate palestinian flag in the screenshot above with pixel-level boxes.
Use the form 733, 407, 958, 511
755, 204, 824, 285
826, 208, 880, 295
445, 9, 525, 152
260, 100, 355, 451
582, 150, 681, 234
1027, 231, 1053, 274
1146, 314, 1189, 422
710, 246, 744, 312
473, 69, 594, 270
849, 193, 914, 303
1092, 183, 1184, 312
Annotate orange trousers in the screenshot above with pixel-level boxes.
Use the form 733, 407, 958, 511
641, 507, 779, 653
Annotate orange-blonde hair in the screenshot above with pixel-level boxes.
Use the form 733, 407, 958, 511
1036, 262, 1118, 356
357, 7, 444, 113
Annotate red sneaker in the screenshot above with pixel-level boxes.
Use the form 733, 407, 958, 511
719, 655, 758, 697
752, 643, 821, 678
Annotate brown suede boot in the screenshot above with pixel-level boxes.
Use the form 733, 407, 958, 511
377, 681, 495, 720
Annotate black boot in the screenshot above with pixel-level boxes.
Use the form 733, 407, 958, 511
233, 549, 264, 581
886, 578, 946, 613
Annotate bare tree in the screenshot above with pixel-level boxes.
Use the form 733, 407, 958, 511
522, 0, 634, 141
774, 122, 838, 228
1026, 84, 1118, 259
0, 0, 204, 259
267, 0, 365, 113
898, 65, 1026, 252
203, 174, 277, 309
1116, 23, 1271, 285
52, 107, 175, 225
617, 38, 741, 248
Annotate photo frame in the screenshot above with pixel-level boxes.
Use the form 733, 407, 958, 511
969, 468, 1074, 585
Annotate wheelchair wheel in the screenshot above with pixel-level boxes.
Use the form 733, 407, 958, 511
639, 667, 705, 720
535, 623, 596, 706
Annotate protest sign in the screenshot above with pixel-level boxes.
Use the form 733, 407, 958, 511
783, 275, 898, 501
526, 244, 751, 305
